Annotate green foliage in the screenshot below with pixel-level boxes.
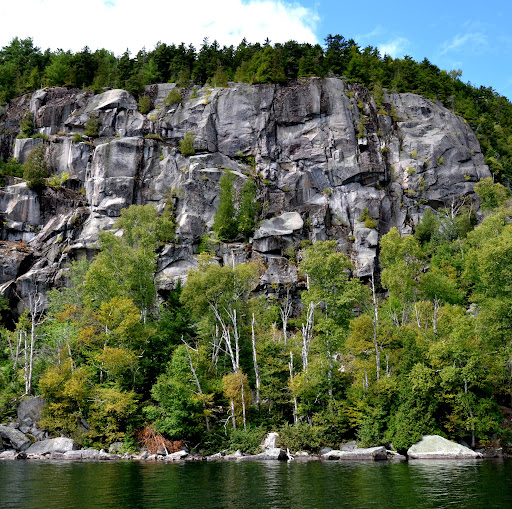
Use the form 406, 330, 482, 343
47, 171, 70, 187
179, 132, 195, 156
84, 204, 159, 315
358, 207, 377, 228
147, 344, 210, 440
138, 94, 151, 114
212, 170, 238, 241
72, 133, 84, 143
278, 423, 324, 453
236, 178, 260, 239
226, 426, 267, 454
474, 177, 510, 211
22, 143, 49, 190
84, 116, 99, 137
163, 88, 182, 106
19, 112, 34, 137
0, 157, 23, 185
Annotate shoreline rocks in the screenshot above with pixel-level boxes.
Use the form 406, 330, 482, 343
323, 446, 388, 461
407, 435, 482, 459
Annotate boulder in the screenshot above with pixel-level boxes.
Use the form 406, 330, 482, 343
25, 437, 78, 455
0, 450, 17, 460
238, 447, 289, 461
17, 396, 45, 427
407, 435, 481, 459
260, 432, 280, 450
323, 446, 388, 461
253, 212, 304, 240
0, 425, 31, 451
164, 450, 189, 461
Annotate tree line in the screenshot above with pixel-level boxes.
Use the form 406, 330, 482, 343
0, 35, 511, 184
0, 178, 511, 453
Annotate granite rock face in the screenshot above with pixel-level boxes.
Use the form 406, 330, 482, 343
0, 79, 490, 315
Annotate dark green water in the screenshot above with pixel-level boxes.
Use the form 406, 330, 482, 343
0, 459, 511, 508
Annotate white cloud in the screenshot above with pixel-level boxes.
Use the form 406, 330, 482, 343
440, 32, 488, 56
0, 0, 319, 55
379, 37, 410, 58
355, 25, 410, 58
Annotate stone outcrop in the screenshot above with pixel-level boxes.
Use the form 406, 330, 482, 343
25, 437, 78, 455
0, 425, 31, 451
0, 79, 490, 315
407, 435, 481, 459
322, 446, 388, 461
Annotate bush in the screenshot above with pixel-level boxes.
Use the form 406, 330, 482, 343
19, 112, 34, 138
179, 132, 195, 156
227, 426, 267, 454
163, 88, 182, 106
278, 422, 324, 453
138, 95, 151, 114
47, 171, 70, 187
0, 157, 23, 185
84, 116, 99, 137
23, 144, 49, 191
72, 133, 84, 143
359, 207, 377, 229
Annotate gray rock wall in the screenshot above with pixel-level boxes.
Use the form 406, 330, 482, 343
0, 79, 490, 315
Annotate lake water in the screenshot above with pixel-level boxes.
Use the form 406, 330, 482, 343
1, 459, 511, 508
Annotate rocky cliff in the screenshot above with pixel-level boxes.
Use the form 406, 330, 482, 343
0, 78, 490, 318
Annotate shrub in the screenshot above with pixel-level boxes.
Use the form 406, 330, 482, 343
227, 426, 267, 454
145, 133, 164, 141
23, 144, 49, 191
163, 88, 182, 106
278, 422, 324, 453
84, 116, 100, 137
19, 112, 34, 138
359, 207, 377, 229
138, 95, 151, 114
0, 157, 23, 185
47, 171, 70, 187
72, 133, 84, 143
179, 132, 195, 156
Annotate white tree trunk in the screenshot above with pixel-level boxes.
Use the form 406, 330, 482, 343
251, 314, 261, 408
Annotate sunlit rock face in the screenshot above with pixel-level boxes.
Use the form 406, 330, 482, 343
0, 79, 490, 314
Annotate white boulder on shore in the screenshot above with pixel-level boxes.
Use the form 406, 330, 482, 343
323, 446, 388, 461
26, 437, 78, 455
407, 435, 481, 459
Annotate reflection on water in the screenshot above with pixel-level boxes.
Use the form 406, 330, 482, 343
0, 459, 511, 509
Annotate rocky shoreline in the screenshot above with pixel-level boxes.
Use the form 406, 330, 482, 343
0, 399, 501, 463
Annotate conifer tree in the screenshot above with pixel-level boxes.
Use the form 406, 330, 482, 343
213, 171, 238, 241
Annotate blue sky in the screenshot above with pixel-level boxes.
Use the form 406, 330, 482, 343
1, 0, 510, 99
